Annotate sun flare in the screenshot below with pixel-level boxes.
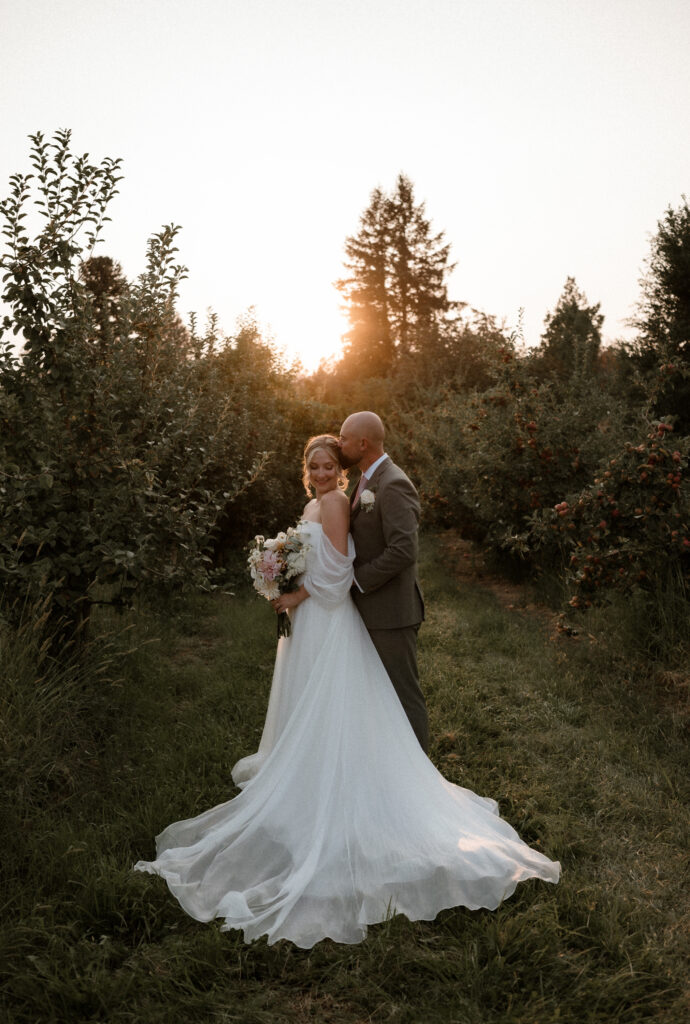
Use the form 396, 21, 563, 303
254, 290, 348, 373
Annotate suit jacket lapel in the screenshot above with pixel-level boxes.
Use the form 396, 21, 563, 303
365, 458, 390, 490
350, 458, 390, 520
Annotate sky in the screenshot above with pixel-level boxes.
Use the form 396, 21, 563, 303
1, 0, 689, 370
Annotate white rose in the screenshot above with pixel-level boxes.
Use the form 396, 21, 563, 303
360, 489, 376, 512
286, 549, 307, 576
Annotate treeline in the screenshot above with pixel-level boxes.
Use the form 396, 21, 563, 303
1, 132, 688, 652
315, 173, 690, 633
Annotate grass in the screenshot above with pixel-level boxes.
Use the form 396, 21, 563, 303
1, 534, 688, 1023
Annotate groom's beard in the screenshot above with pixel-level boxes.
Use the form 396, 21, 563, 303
337, 450, 359, 470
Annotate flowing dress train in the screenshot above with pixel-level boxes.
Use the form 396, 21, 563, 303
134, 521, 560, 947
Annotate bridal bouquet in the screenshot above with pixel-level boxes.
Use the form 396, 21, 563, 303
247, 527, 310, 638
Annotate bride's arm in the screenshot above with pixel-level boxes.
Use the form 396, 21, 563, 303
319, 489, 350, 555
273, 491, 351, 614
273, 584, 308, 613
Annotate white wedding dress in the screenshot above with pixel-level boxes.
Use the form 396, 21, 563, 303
134, 521, 560, 947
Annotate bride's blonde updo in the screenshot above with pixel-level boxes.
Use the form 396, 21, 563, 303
302, 434, 347, 496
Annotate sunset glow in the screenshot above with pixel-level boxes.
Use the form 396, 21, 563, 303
1, 0, 689, 370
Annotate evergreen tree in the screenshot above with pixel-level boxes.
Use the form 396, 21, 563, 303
538, 276, 603, 387
635, 195, 690, 358
629, 196, 690, 431
335, 174, 455, 375
80, 256, 128, 351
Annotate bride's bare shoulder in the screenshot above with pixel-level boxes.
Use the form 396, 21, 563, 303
320, 489, 349, 510
320, 493, 349, 533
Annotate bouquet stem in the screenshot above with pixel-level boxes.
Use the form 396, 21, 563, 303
277, 610, 291, 639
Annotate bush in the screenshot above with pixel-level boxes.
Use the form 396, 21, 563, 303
0, 131, 313, 645
205, 316, 335, 559
524, 420, 690, 610
394, 356, 632, 561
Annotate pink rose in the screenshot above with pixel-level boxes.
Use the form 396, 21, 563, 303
258, 549, 282, 581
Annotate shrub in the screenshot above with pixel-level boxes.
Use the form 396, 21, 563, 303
0, 132, 295, 644
394, 356, 631, 563
525, 420, 690, 609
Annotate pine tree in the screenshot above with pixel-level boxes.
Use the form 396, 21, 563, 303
627, 196, 690, 431
539, 277, 603, 387
635, 195, 690, 360
80, 256, 128, 350
335, 175, 455, 375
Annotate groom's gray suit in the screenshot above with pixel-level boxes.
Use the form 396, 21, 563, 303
350, 457, 429, 752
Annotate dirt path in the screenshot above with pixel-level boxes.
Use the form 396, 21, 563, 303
438, 529, 573, 638
438, 530, 690, 724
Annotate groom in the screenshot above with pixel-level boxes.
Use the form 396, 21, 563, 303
338, 411, 429, 752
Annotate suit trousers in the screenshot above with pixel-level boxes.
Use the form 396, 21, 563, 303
367, 625, 429, 753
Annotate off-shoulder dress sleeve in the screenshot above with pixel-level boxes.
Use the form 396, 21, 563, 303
303, 529, 355, 609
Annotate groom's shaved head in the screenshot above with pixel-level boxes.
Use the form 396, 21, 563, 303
338, 411, 385, 471
343, 411, 385, 447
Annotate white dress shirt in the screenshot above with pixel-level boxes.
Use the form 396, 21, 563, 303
359, 453, 389, 485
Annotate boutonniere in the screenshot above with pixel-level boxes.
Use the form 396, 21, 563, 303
359, 489, 376, 513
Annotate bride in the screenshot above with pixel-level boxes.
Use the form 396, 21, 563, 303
134, 435, 560, 948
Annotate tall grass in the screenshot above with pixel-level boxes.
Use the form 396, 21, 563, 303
1, 596, 118, 879
1, 537, 688, 1023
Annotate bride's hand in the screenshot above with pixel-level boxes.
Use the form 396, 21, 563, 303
272, 591, 302, 614
272, 584, 309, 614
